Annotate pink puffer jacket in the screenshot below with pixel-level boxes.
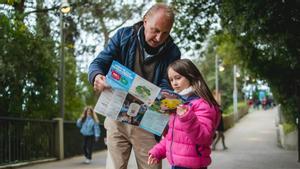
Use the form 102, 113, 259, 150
149, 97, 220, 168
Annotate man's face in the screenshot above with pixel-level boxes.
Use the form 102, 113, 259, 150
143, 10, 173, 48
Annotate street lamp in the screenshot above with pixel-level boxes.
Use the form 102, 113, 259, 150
233, 65, 239, 121
219, 64, 225, 72
215, 54, 219, 98
60, 0, 71, 13
215, 55, 223, 104
59, 0, 71, 119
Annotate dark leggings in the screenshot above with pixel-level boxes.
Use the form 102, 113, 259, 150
83, 135, 94, 160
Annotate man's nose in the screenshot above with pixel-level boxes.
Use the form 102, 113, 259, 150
155, 33, 163, 42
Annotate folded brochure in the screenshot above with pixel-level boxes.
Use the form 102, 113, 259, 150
94, 61, 184, 136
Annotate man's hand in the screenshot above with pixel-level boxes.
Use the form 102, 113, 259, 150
93, 74, 110, 93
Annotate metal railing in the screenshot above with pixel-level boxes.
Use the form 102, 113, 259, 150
63, 121, 107, 158
0, 117, 55, 165
0, 117, 107, 166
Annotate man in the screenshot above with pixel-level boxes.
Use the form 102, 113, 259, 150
88, 3, 181, 169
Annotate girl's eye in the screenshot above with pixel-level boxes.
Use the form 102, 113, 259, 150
174, 76, 181, 80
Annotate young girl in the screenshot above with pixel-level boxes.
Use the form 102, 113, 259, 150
76, 106, 101, 164
148, 59, 220, 169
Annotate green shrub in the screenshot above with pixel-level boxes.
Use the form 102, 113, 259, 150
223, 104, 233, 115
223, 101, 248, 115
237, 102, 248, 110
282, 122, 296, 134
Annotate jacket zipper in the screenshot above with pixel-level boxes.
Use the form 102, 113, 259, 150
170, 115, 176, 164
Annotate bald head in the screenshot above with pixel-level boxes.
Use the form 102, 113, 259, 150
143, 3, 175, 25
143, 3, 175, 48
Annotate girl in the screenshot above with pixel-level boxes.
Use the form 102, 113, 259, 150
76, 106, 101, 164
148, 59, 220, 169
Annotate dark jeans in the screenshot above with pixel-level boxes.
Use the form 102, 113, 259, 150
83, 135, 94, 160
171, 166, 207, 169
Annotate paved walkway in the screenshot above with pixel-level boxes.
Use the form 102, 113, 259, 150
17, 148, 170, 169
210, 107, 300, 169
17, 107, 299, 169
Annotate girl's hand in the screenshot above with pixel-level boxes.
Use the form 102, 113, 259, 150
148, 154, 159, 165
176, 104, 188, 116
80, 113, 85, 119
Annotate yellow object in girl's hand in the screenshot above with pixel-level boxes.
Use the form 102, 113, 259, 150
160, 99, 182, 110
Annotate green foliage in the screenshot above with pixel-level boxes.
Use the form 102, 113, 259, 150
171, 0, 219, 50
223, 105, 233, 116
173, 0, 300, 123
218, 0, 300, 123
63, 53, 84, 120
282, 122, 297, 135
0, 14, 58, 118
1, 0, 145, 121
223, 101, 248, 116
238, 102, 248, 111
196, 36, 244, 111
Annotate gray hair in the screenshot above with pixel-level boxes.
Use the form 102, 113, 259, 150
143, 3, 175, 24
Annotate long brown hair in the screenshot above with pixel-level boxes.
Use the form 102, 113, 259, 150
167, 59, 220, 107
82, 106, 99, 123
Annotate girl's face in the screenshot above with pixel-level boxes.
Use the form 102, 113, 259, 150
168, 68, 191, 93
87, 109, 93, 116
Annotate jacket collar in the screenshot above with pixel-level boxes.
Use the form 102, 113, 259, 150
135, 22, 173, 61
184, 94, 200, 103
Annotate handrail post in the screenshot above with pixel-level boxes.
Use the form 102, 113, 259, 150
53, 118, 64, 160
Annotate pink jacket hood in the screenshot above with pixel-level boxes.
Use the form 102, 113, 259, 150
149, 97, 220, 168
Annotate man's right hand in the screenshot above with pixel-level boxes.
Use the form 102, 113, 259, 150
93, 74, 110, 93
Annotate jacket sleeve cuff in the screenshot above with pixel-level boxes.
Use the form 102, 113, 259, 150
148, 149, 162, 160
76, 119, 82, 128
88, 71, 104, 84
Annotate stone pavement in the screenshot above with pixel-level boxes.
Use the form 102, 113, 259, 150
17, 107, 300, 169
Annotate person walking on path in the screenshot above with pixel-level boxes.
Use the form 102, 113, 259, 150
148, 59, 220, 169
212, 112, 228, 150
76, 106, 101, 164
88, 3, 181, 169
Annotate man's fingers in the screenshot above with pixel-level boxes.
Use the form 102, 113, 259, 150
93, 74, 107, 92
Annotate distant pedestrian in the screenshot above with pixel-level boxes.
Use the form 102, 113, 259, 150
212, 111, 228, 150
148, 59, 220, 169
76, 106, 101, 164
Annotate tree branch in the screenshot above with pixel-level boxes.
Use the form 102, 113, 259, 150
24, 6, 59, 17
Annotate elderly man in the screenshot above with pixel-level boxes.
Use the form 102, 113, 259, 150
88, 3, 181, 169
